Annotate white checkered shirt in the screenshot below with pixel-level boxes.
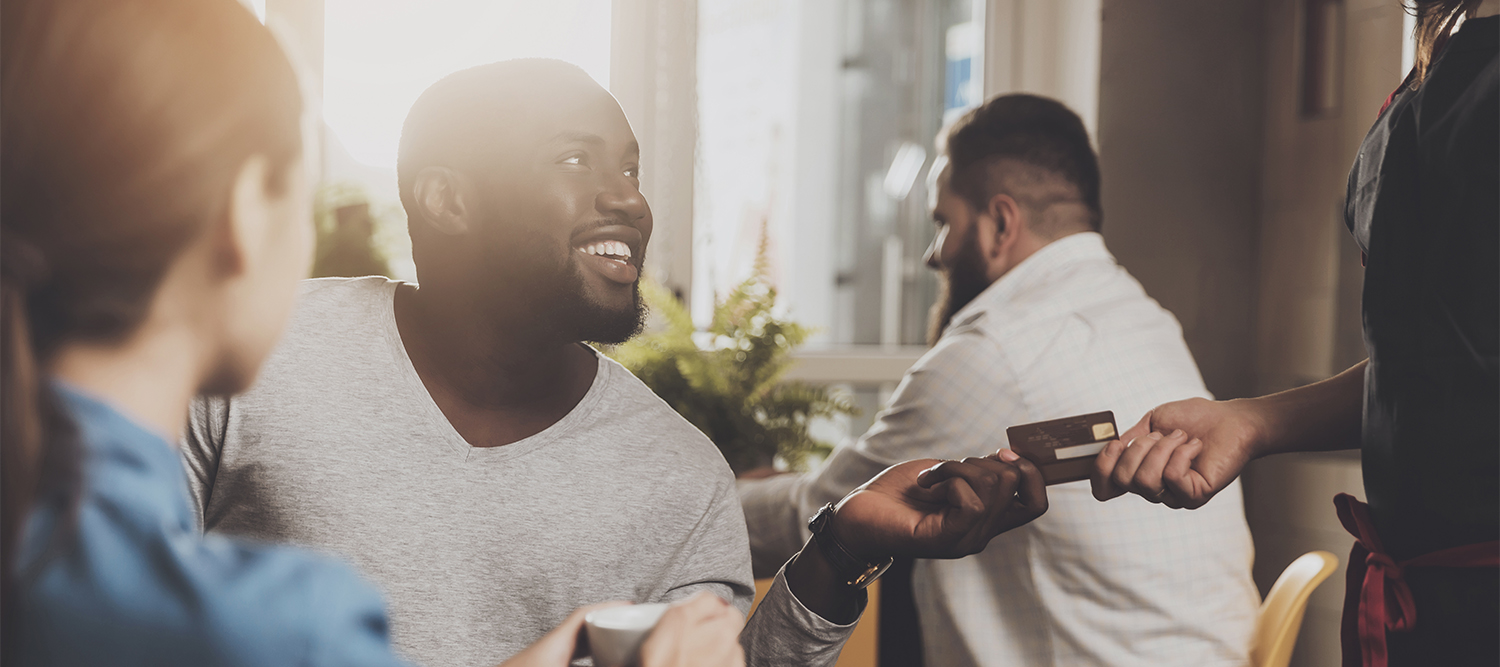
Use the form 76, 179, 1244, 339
740, 232, 1258, 666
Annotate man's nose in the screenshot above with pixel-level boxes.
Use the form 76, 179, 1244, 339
923, 226, 945, 270
598, 175, 650, 227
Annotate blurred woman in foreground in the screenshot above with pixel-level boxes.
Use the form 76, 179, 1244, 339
0, 0, 741, 664
1092, 1, 1497, 666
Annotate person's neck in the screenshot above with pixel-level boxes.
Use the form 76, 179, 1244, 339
1476, 0, 1499, 19
986, 230, 1052, 284
394, 282, 596, 411
50, 319, 205, 441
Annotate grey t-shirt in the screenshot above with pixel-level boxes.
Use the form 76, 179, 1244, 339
184, 277, 768, 667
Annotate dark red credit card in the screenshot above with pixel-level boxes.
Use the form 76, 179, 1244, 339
1007, 411, 1117, 485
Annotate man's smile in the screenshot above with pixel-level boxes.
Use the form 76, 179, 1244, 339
571, 224, 643, 285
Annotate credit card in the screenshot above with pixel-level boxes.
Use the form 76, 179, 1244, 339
1006, 411, 1117, 485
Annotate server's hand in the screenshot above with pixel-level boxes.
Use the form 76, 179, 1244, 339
1093, 362, 1364, 508
1090, 398, 1259, 509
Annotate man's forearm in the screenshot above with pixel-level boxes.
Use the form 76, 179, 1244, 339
781, 540, 864, 625
1246, 359, 1366, 457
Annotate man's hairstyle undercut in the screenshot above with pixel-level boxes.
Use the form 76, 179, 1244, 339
944, 93, 1103, 233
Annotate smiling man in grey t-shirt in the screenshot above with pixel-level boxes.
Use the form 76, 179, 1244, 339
184, 59, 758, 667
183, 59, 1051, 667
188, 275, 752, 666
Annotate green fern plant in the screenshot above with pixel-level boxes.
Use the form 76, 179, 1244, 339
605, 256, 856, 474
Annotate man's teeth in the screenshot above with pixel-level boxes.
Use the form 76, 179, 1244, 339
581, 241, 632, 260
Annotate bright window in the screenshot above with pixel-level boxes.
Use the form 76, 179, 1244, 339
322, 0, 612, 171
695, 0, 982, 346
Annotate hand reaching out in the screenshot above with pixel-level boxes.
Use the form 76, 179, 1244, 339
1090, 397, 1265, 509
831, 449, 1048, 561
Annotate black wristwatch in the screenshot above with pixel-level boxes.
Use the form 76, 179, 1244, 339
807, 503, 893, 590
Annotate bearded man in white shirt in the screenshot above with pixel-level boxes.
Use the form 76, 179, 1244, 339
739, 93, 1259, 667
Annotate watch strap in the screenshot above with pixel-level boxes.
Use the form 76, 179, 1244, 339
808, 503, 894, 589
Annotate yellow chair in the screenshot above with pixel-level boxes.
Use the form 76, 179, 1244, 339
1251, 550, 1340, 667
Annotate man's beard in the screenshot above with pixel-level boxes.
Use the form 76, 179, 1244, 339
574, 277, 646, 345
926, 234, 990, 346
490, 227, 647, 345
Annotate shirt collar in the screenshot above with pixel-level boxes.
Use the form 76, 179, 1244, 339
947, 231, 1112, 326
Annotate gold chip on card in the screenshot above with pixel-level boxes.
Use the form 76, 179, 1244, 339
1092, 422, 1117, 440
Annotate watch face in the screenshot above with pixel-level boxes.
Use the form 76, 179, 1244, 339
808, 504, 835, 534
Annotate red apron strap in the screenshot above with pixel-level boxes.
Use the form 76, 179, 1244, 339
1334, 493, 1500, 667
1340, 538, 1369, 667
1336, 493, 1411, 667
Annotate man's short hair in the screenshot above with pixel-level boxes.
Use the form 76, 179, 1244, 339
396, 58, 595, 219
944, 94, 1102, 233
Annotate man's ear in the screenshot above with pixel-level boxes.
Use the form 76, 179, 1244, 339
411, 166, 472, 236
982, 193, 1023, 260
218, 154, 275, 278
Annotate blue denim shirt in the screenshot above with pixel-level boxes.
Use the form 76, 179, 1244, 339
13, 384, 412, 667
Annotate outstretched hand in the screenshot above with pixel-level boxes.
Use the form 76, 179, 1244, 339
831, 450, 1048, 561
1090, 397, 1263, 509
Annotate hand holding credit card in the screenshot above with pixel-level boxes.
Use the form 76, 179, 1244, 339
1006, 411, 1117, 485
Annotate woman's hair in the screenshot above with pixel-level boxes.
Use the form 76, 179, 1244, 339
1, 0, 303, 628
1408, 0, 1483, 83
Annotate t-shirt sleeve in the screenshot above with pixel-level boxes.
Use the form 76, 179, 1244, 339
740, 565, 862, 667
657, 468, 756, 615
181, 394, 229, 528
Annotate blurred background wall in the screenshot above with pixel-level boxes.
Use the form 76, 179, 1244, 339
1098, 2, 1405, 664
1098, 0, 1267, 403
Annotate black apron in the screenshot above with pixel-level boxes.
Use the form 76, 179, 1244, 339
1342, 14, 1498, 667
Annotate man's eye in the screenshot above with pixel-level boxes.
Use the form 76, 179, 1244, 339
624, 166, 639, 178
561, 154, 587, 166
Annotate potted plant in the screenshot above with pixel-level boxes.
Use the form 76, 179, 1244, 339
605, 264, 856, 475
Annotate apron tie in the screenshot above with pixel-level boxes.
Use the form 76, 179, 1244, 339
1335, 493, 1500, 667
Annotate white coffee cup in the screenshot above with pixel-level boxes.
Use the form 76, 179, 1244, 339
585, 603, 670, 667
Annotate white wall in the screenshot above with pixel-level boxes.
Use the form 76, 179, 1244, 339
614, 0, 700, 302
983, 0, 1103, 134
693, 0, 844, 336
1097, 0, 1267, 401
785, 0, 845, 340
